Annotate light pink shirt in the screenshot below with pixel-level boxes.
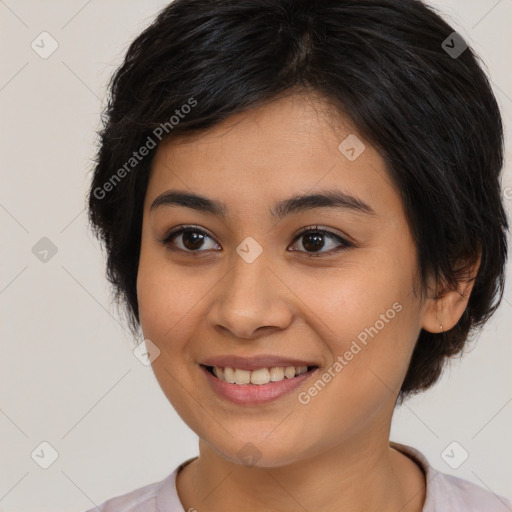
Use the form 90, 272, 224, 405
85, 443, 512, 511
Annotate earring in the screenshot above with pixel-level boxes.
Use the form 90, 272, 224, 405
436, 311, 444, 333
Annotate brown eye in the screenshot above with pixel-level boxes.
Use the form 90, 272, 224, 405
161, 226, 220, 253
301, 232, 327, 252
160, 224, 353, 257
181, 230, 206, 250
289, 226, 353, 257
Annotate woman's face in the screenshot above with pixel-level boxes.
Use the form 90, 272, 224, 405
137, 92, 428, 467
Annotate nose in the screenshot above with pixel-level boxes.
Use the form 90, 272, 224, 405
207, 252, 294, 340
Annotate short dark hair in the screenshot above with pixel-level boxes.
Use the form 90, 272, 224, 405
87, 0, 508, 399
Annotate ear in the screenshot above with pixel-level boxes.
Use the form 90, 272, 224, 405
421, 252, 481, 333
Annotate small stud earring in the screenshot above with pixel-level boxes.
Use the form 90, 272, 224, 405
440, 325, 444, 332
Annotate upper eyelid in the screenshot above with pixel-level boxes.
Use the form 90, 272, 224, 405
162, 225, 350, 248
162, 224, 215, 242
293, 225, 347, 240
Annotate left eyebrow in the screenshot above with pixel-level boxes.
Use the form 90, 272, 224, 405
271, 189, 376, 218
150, 188, 376, 218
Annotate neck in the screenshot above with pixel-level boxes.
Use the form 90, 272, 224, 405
176, 429, 425, 512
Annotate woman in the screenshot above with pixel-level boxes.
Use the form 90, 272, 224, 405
86, 0, 510, 510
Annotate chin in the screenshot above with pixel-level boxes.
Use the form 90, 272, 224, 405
205, 430, 314, 469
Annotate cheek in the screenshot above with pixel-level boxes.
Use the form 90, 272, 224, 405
295, 287, 418, 445
289, 258, 411, 345
294, 253, 420, 397
136, 250, 205, 418
137, 245, 205, 343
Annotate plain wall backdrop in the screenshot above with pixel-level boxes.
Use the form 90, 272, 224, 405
1, 1, 511, 510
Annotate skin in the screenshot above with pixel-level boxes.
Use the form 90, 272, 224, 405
136, 91, 476, 512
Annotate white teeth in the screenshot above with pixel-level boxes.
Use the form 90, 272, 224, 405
234, 369, 251, 385
223, 367, 235, 383
250, 368, 270, 385
284, 366, 296, 379
269, 367, 284, 381
211, 365, 312, 385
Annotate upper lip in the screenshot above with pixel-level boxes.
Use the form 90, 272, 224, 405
200, 355, 318, 371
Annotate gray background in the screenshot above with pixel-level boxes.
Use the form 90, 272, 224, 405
1, 1, 511, 510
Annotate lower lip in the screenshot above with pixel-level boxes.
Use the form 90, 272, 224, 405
200, 365, 318, 405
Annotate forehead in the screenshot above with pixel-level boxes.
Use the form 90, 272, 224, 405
145, 93, 401, 220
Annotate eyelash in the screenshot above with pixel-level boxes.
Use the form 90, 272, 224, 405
159, 224, 354, 258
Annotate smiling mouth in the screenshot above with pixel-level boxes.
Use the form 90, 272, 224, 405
201, 364, 318, 385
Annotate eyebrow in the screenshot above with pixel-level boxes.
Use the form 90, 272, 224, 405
150, 189, 376, 218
